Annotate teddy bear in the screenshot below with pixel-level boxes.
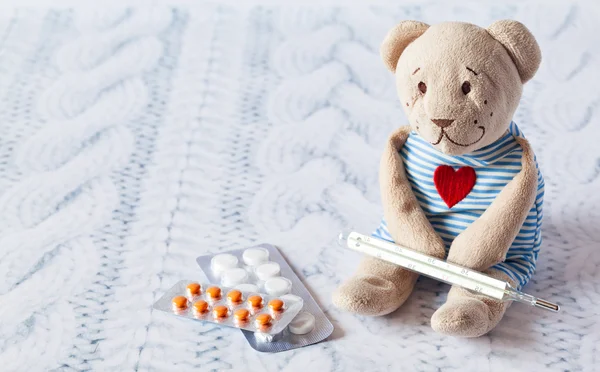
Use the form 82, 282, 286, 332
333, 20, 544, 338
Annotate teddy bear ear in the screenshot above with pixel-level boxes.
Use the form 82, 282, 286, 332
487, 20, 541, 83
380, 21, 430, 73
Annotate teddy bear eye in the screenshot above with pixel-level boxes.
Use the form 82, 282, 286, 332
418, 82, 427, 94
462, 81, 471, 95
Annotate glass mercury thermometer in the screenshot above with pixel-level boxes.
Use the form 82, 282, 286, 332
339, 230, 559, 312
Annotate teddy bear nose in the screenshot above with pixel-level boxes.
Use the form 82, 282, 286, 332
431, 119, 455, 128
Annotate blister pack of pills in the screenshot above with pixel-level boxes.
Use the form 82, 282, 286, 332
196, 244, 334, 352
152, 280, 304, 335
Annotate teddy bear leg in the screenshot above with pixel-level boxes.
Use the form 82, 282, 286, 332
333, 255, 419, 316
430, 269, 514, 337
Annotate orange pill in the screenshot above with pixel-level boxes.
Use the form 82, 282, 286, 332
234, 308, 250, 322
206, 286, 222, 300
268, 299, 284, 312
213, 305, 228, 318
172, 296, 188, 310
187, 282, 201, 297
227, 290, 242, 304
248, 295, 263, 308
193, 300, 209, 314
255, 313, 272, 326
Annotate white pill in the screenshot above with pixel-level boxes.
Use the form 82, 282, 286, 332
288, 312, 315, 335
264, 277, 292, 296
280, 294, 303, 304
255, 262, 280, 281
235, 283, 259, 293
242, 247, 270, 266
211, 254, 238, 276
221, 268, 248, 287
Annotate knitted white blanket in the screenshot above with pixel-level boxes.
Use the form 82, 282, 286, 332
0, 4, 598, 371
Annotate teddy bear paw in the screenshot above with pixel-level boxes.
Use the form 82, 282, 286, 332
332, 274, 409, 316
430, 297, 491, 337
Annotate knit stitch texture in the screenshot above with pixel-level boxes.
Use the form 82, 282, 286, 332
0, 4, 598, 371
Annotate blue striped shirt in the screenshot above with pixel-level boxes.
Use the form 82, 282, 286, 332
373, 122, 544, 289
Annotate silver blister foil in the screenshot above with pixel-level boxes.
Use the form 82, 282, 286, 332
152, 280, 303, 335
196, 244, 334, 352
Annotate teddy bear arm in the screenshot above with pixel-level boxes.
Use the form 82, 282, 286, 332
446, 137, 539, 271
380, 126, 447, 259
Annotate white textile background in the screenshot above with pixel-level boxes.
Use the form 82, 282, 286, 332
0, 2, 598, 371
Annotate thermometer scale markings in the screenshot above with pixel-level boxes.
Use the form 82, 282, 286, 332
348, 232, 507, 299
359, 233, 504, 288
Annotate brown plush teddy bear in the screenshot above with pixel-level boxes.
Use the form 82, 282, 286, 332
333, 20, 544, 338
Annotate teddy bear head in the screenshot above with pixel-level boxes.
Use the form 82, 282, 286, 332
381, 20, 541, 155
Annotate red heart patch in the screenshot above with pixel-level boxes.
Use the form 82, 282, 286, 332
433, 165, 476, 208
